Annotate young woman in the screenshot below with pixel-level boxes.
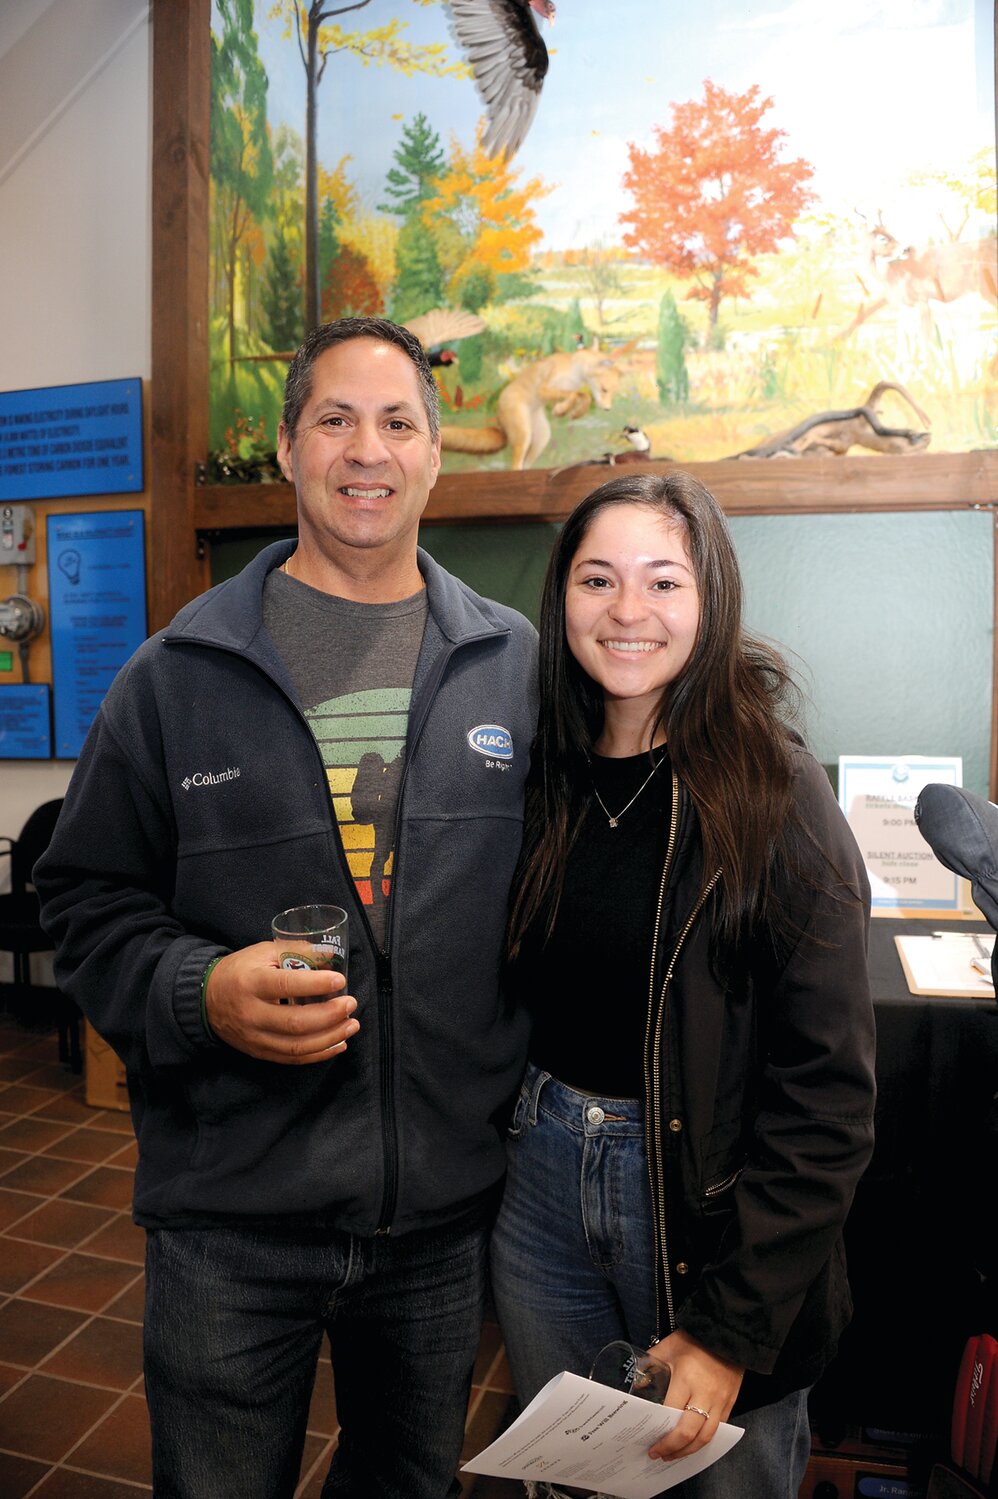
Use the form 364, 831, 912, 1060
491, 472, 876, 1498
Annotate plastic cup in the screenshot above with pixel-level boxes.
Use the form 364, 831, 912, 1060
271, 904, 348, 1000
589, 1340, 672, 1402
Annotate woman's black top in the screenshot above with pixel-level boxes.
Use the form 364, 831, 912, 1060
513, 748, 672, 1098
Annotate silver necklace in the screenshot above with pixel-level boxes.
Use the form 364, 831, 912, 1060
591, 755, 664, 828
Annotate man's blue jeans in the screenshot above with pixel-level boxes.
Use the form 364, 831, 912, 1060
144, 1209, 489, 1498
490, 1066, 812, 1499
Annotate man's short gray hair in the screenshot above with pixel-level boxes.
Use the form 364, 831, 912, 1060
281, 317, 441, 443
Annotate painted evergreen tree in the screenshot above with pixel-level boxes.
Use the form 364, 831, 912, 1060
318, 196, 340, 292
261, 226, 303, 352
656, 291, 689, 404
391, 217, 444, 323
564, 298, 587, 346
380, 113, 446, 217
451, 264, 495, 313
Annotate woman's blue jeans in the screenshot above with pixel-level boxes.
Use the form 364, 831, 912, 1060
490, 1065, 812, 1499
144, 1211, 489, 1498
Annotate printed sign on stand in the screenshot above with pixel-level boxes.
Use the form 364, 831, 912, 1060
838, 755, 965, 915
47, 511, 147, 758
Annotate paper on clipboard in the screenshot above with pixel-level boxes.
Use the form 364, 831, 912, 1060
461, 1370, 743, 1498
894, 932, 995, 998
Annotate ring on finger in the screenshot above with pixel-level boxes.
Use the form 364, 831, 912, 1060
684, 1403, 710, 1420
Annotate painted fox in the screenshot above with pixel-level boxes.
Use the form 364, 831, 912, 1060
440, 343, 622, 470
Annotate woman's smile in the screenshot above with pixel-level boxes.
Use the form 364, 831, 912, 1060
565, 504, 700, 735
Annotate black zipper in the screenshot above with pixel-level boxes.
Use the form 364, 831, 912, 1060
643, 771, 680, 1343
174, 621, 507, 1236
704, 1166, 744, 1198
643, 772, 722, 1340
374, 946, 396, 1234
173, 636, 403, 1230
372, 625, 501, 1232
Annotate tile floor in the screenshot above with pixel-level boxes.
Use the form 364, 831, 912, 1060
0, 1006, 522, 1498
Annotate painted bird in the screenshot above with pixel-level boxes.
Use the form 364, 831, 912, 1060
401, 308, 486, 367
621, 424, 652, 455
445, 0, 555, 160
227, 309, 485, 371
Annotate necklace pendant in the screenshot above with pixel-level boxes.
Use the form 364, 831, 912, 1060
608, 816, 619, 828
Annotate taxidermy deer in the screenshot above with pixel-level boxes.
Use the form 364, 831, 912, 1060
841, 212, 998, 338
440, 339, 623, 469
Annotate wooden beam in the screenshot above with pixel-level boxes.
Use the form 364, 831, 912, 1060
992, 507, 998, 801
150, 0, 211, 631
194, 451, 998, 534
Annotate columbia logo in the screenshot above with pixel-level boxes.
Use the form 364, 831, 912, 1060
181, 767, 241, 790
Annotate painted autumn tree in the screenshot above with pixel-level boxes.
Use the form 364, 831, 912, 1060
269, 1, 461, 331
621, 80, 815, 329
908, 147, 998, 241
576, 239, 624, 328
422, 122, 550, 310
322, 246, 382, 319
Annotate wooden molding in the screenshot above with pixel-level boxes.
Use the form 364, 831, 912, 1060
993, 510, 998, 799
150, 0, 211, 631
193, 451, 998, 533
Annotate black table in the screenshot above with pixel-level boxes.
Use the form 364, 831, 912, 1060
811, 917, 998, 1439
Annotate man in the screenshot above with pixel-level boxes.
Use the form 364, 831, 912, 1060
36, 317, 538, 1499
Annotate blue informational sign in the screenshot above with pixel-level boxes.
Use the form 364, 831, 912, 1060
0, 684, 52, 759
47, 510, 147, 758
0, 378, 143, 501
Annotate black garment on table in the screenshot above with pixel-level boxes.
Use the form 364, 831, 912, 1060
513, 749, 672, 1099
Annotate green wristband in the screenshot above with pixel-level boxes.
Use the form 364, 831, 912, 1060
200, 955, 224, 1041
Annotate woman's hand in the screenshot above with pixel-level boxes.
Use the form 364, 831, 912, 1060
645, 1329, 743, 1461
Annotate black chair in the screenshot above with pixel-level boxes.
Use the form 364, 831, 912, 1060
0, 798, 81, 1070
916, 787, 998, 1499
915, 783, 998, 988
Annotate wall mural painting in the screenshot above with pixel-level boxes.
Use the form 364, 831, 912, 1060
208, 0, 998, 480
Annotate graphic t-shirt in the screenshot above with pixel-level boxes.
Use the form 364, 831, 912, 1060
263, 567, 427, 947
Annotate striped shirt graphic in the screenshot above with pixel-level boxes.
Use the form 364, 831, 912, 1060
304, 687, 410, 913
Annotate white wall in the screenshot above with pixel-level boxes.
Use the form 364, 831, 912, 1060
0, 0, 151, 968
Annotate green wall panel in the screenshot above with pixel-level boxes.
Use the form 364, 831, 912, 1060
728, 511, 993, 795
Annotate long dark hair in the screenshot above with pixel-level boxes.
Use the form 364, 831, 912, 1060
509, 470, 807, 958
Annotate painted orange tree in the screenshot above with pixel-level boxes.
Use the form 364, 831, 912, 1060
421, 122, 552, 314
621, 79, 816, 331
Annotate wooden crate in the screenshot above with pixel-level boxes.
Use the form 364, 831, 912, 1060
84, 1021, 129, 1111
